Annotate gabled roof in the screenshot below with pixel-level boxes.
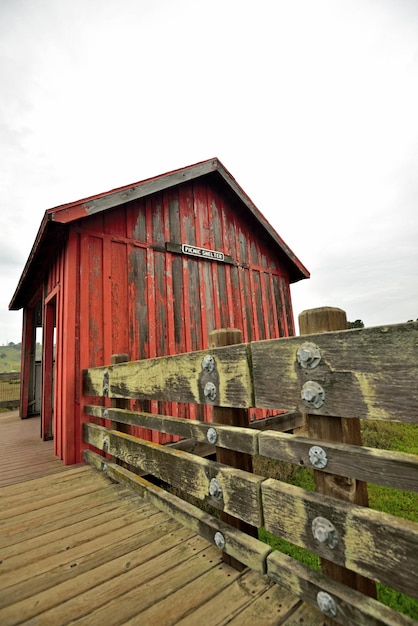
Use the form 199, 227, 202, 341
10, 158, 309, 310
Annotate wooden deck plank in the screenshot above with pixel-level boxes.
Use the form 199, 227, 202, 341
0, 465, 89, 496
120, 557, 240, 626
0, 521, 192, 617
1, 498, 138, 558
68, 544, 228, 625
0, 489, 134, 547
0, 410, 325, 626
14, 536, 214, 625
0, 476, 121, 512
0, 510, 167, 591
1, 506, 165, 573
0, 488, 135, 538
0, 488, 130, 548
0, 411, 76, 487
141, 568, 273, 626
1, 526, 196, 625
0, 478, 113, 521
224, 582, 303, 625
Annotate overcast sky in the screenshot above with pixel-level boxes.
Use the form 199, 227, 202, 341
1, 0, 417, 344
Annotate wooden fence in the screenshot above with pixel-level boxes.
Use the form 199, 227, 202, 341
0, 372, 20, 409
82, 308, 418, 626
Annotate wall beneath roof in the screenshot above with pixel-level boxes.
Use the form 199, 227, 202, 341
46, 176, 295, 462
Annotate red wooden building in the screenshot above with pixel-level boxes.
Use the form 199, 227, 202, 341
10, 158, 309, 464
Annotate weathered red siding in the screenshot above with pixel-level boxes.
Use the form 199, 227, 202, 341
16, 165, 306, 465
49, 178, 295, 461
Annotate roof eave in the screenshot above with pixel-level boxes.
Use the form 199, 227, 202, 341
214, 161, 310, 282
9, 214, 65, 310
10, 157, 309, 309
48, 159, 220, 224
46, 155, 309, 281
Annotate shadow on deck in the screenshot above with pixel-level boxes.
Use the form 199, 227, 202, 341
0, 411, 324, 625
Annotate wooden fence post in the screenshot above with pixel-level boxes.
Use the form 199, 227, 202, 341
110, 354, 131, 465
298, 307, 377, 612
209, 328, 258, 571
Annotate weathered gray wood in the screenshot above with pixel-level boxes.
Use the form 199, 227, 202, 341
298, 307, 375, 610
167, 439, 214, 458
261, 478, 418, 598
209, 328, 258, 571
259, 431, 418, 493
83, 450, 271, 574
67, 160, 218, 219
110, 354, 131, 470
83, 343, 253, 408
251, 321, 418, 422
267, 550, 416, 626
248, 412, 304, 432
84, 405, 418, 493
83, 423, 264, 526
83, 405, 258, 455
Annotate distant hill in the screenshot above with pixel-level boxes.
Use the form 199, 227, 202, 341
0, 343, 42, 373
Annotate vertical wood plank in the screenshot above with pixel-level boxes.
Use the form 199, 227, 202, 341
71, 231, 81, 464
102, 237, 113, 385
54, 251, 64, 459
230, 265, 241, 332
221, 200, 236, 330
42, 298, 55, 441
272, 275, 285, 336
209, 328, 257, 571
20, 307, 34, 419
248, 235, 260, 343
78, 230, 94, 463
211, 189, 229, 328
88, 236, 104, 366
298, 306, 377, 616
267, 273, 280, 338
109, 353, 132, 467
193, 180, 209, 345
104, 204, 127, 237
102, 237, 114, 364
111, 241, 129, 355
281, 276, 294, 335
240, 268, 253, 343
146, 247, 160, 440
260, 271, 272, 339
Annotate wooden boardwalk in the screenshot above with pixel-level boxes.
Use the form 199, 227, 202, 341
0, 411, 72, 487
0, 411, 324, 625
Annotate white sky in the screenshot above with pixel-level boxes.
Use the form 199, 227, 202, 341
1, 0, 417, 344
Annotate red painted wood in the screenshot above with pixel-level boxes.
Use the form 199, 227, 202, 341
111, 241, 129, 355
42, 296, 55, 440
62, 231, 79, 464
19, 174, 302, 462
20, 307, 33, 419
54, 252, 64, 458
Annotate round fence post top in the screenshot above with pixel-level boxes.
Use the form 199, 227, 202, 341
209, 328, 243, 348
110, 353, 130, 364
298, 307, 347, 335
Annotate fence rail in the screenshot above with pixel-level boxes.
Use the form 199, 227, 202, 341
0, 372, 20, 409
82, 315, 418, 626
83, 321, 418, 422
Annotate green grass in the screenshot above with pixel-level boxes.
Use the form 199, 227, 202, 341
254, 421, 418, 619
0, 344, 21, 372
0, 342, 42, 373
